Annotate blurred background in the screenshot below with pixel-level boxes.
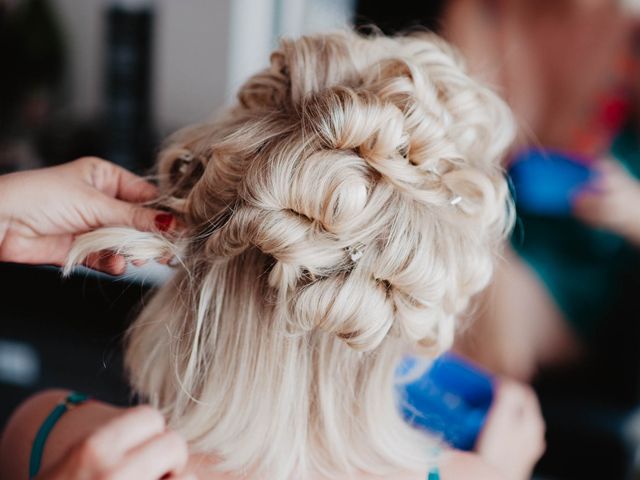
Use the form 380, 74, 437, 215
1, 0, 640, 479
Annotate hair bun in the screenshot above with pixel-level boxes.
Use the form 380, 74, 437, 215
68, 30, 514, 355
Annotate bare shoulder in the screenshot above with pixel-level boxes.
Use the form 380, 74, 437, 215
0, 389, 121, 479
440, 451, 504, 480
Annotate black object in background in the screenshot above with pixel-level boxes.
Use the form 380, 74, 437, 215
105, 3, 155, 172
0, 0, 65, 130
355, 0, 448, 34
0, 263, 151, 428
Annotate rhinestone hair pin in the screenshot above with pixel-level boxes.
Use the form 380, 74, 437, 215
450, 195, 462, 206
347, 242, 365, 262
177, 152, 194, 174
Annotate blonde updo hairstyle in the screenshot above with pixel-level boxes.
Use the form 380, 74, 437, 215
67, 30, 514, 480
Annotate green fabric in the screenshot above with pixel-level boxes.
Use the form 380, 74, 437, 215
29, 392, 88, 479
511, 124, 640, 339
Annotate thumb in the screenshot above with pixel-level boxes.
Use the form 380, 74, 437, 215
100, 197, 174, 232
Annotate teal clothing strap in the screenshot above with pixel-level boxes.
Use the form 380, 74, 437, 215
427, 445, 441, 480
428, 467, 440, 479
29, 392, 89, 479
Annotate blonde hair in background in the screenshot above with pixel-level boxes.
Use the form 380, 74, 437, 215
66, 30, 515, 480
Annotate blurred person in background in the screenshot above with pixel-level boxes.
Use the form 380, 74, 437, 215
359, 0, 640, 381
451, 0, 640, 382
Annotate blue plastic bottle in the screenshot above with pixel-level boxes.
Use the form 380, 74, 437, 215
400, 353, 495, 450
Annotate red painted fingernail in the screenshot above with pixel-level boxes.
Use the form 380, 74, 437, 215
154, 213, 174, 232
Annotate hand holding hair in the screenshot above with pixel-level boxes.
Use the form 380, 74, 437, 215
0, 157, 173, 274
35, 405, 195, 480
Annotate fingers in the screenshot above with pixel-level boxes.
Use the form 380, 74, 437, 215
493, 381, 539, 421
514, 384, 546, 458
476, 379, 546, 474
0, 235, 73, 267
109, 431, 189, 480
100, 196, 174, 233
66, 406, 194, 480
111, 164, 159, 203
83, 251, 127, 276
84, 406, 166, 465
2, 234, 130, 275
78, 157, 158, 203
84, 252, 153, 275
76, 157, 179, 234
494, 380, 545, 450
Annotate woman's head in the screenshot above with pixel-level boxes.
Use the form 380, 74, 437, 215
67, 30, 514, 479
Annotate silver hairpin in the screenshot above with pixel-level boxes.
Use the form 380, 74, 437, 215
178, 152, 194, 174
180, 152, 194, 162
347, 242, 365, 262
426, 167, 442, 178
450, 195, 462, 206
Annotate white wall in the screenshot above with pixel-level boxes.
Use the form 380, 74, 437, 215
226, 0, 356, 97
49, 0, 232, 133
154, 0, 232, 131
49, 0, 354, 133
50, 0, 104, 118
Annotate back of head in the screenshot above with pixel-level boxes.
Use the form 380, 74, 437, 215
67, 30, 514, 479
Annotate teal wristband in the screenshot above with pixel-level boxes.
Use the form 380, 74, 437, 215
29, 392, 89, 479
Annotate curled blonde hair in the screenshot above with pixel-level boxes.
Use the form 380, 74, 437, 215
67, 30, 514, 479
